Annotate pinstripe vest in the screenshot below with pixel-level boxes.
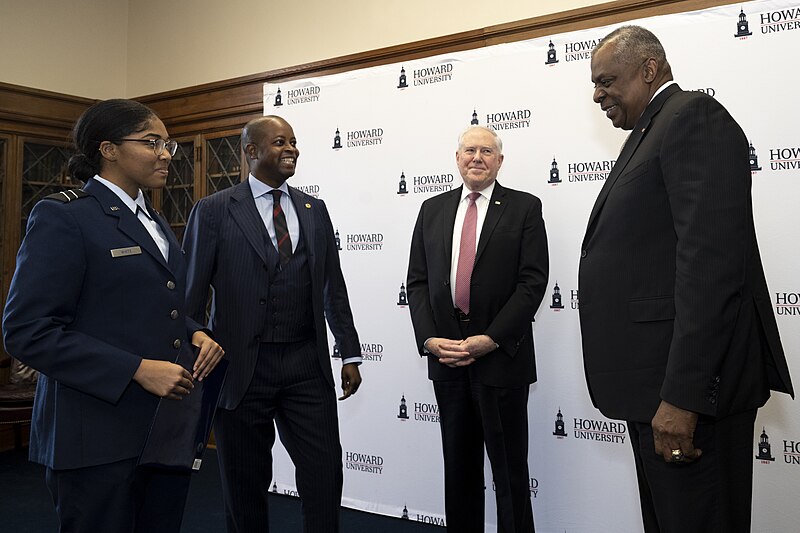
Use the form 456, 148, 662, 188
261, 230, 315, 342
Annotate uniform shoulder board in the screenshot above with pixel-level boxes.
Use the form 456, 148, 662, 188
44, 189, 89, 203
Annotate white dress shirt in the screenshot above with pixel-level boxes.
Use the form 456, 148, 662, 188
449, 181, 495, 305
249, 174, 300, 252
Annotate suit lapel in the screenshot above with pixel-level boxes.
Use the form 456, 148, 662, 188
475, 182, 508, 264
289, 186, 315, 271
442, 186, 462, 267
84, 179, 170, 270
584, 83, 681, 240
228, 181, 270, 267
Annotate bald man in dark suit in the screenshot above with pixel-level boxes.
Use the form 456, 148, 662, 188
579, 25, 794, 533
183, 116, 362, 533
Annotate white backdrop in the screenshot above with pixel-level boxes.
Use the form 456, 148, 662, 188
262, 1, 800, 530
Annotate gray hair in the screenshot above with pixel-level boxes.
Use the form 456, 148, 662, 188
457, 125, 503, 153
594, 25, 668, 67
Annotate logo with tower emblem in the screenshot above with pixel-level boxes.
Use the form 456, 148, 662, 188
545, 40, 559, 65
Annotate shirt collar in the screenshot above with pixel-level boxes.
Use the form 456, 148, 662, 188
249, 174, 290, 199
649, 81, 677, 105
92, 174, 143, 214
460, 180, 496, 202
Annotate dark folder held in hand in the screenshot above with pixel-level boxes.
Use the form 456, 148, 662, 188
139, 346, 228, 472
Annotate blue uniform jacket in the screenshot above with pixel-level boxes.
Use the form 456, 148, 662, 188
3, 178, 203, 469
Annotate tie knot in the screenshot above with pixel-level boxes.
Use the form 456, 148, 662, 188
270, 189, 282, 201
467, 192, 481, 204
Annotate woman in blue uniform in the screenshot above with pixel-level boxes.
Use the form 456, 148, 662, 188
3, 99, 224, 532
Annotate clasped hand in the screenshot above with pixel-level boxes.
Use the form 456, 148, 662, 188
426, 335, 497, 367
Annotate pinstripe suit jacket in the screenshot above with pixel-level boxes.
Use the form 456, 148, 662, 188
182, 180, 359, 409
578, 84, 794, 423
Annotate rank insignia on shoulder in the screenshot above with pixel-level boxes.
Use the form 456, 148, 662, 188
45, 189, 89, 203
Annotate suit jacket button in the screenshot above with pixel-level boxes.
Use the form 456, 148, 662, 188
581, 250, 587, 258
173, 339, 182, 349
170, 309, 179, 319
166, 280, 176, 290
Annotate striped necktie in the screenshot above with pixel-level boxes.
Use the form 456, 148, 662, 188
270, 190, 292, 266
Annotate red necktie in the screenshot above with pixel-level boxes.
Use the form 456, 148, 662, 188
270, 190, 292, 265
454, 192, 480, 314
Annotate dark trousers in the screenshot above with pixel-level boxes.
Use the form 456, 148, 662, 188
214, 340, 343, 533
433, 376, 534, 533
627, 409, 757, 533
45, 457, 191, 533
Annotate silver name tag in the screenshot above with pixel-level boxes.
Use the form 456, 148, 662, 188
110, 246, 142, 258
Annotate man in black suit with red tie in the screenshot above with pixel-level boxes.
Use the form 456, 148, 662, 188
183, 116, 362, 533
579, 26, 794, 533
407, 125, 548, 533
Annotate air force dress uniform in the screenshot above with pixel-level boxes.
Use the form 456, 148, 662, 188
3, 176, 204, 530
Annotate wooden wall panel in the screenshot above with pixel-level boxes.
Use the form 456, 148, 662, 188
0, 85, 92, 366
0, 82, 95, 140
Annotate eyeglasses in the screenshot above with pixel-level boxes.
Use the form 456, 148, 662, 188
110, 138, 178, 156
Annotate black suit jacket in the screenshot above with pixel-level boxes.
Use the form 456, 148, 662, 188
579, 84, 794, 423
182, 180, 360, 409
407, 182, 549, 387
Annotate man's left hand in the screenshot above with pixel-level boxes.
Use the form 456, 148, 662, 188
651, 400, 702, 464
339, 363, 362, 400
460, 335, 498, 359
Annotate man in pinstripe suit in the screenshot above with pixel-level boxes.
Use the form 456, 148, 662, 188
579, 26, 793, 533
183, 116, 362, 533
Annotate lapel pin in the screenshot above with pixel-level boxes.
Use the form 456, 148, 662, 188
494, 201, 501, 205
305, 203, 311, 209
110, 206, 120, 211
